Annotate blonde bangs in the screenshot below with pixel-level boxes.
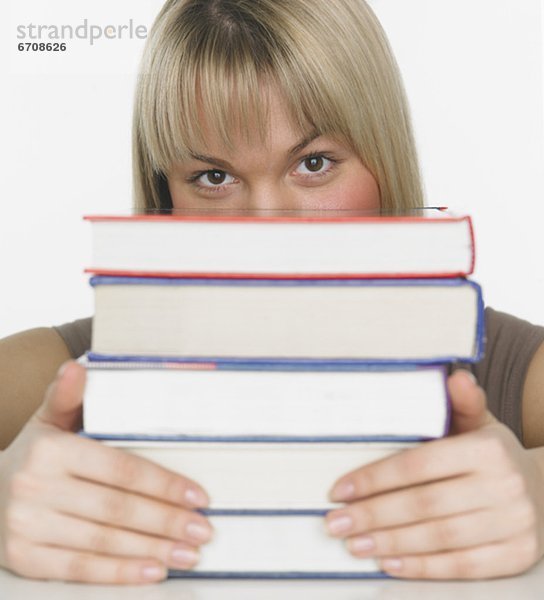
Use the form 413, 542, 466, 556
139, 48, 275, 176
133, 0, 424, 211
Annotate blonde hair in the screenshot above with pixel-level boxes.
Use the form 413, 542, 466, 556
133, 0, 424, 212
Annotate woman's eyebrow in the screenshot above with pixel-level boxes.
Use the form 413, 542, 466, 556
288, 130, 320, 157
188, 131, 321, 170
189, 153, 234, 171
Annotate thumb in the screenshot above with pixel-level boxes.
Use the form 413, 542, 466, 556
447, 369, 497, 435
33, 360, 86, 432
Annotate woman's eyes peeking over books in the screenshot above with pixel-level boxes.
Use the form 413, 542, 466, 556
186, 153, 339, 193
167, 88, 380, 212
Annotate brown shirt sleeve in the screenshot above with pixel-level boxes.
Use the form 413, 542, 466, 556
53, 317, 93, 359
452, 307, 544, 442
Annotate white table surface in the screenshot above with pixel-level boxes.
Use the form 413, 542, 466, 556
1, 559, 543, 600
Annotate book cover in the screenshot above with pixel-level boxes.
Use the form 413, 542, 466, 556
166, 511, 390, 578
85, 208, 475, 279
89, 276, 485, 363
79, 437, 422, 510
81, 360, 450, 439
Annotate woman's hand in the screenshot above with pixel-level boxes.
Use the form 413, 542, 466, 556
0, 361, 213, 584
325, 370, 544, 579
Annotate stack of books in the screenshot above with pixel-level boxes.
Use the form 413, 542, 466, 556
81, 208, 483, 578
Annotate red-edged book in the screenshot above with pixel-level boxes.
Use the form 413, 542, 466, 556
84, 208, 474, 279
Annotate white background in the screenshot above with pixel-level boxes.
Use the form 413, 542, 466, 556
0, 0, 543, 339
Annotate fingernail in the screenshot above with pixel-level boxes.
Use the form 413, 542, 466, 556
185, 487, 209, 508
380, 558, 403, 571
457, 369, 477, 385
57, 361, 70, 378
326, 514, 353, 535
142, 565, 167, 581
464, 371, 478, 384
186, 521, 213, 543
171, 546, 199, 567
331, 480, 355, 502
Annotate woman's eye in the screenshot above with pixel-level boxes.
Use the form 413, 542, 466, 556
295, 155, 333, 175
196, 170, 236, 187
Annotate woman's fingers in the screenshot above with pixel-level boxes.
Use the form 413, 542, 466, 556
447, 369, 497, 435
36, 362, 211, 510
8, 540, 168, 584
329, 429, 507, 503
34, 361, 86, 432
34, 476, 213, 547
345, 503, 536, 558
1, 361, 216, 583
61, 434, 209, 509
326, 473, 507, 536
11, 504, 200, 570
1, 420, 213, 581
377, 532, 539, 580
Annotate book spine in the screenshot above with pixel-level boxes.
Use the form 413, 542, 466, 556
467, 215, 476, 275
166, 570, 391, 579
82, 357, 446, 373
89, 275, 477, 287
86, 352, 483, 366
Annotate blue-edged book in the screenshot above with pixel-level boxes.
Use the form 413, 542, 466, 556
82, 437, 413, 577
84, 434, 421, 511
89, 276, 484, 364
81, 360, 447, 511
84, 435, 419, 578
169, 509, 391, 578
80, 357, 453, 580
81, 359, 450, 440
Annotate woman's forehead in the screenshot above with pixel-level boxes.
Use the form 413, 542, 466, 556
193, 89, 310, 150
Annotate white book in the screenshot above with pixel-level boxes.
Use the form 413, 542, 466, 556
173, 512, 384, 577
85, 209, 474, 278
89, 277, 484, 362
99, 440, 418, 510
82, 361, 450, 439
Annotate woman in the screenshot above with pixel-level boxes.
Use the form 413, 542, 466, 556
1, 0, 544, 584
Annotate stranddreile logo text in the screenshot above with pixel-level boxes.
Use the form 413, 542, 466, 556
17, 19, 148, 46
